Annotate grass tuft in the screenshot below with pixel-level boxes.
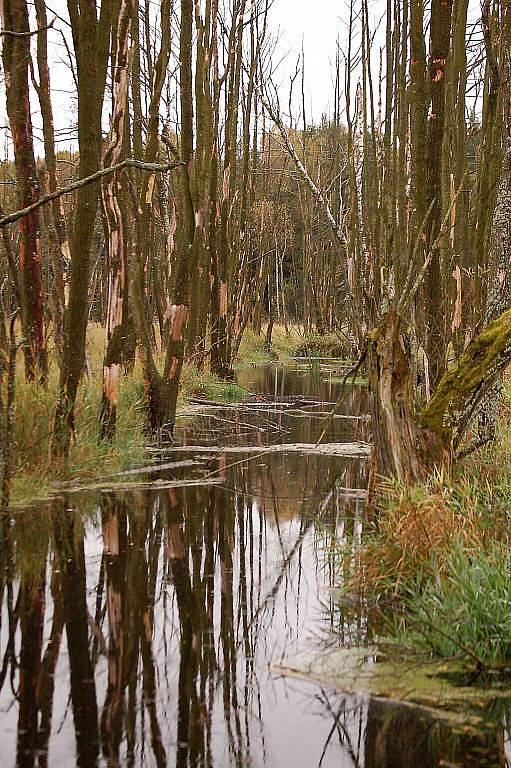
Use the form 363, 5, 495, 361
388, 542, 511, 669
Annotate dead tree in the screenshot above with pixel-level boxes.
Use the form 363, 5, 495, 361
100, 0, 135, 438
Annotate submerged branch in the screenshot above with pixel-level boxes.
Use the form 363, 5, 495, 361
146, 442, 371, 457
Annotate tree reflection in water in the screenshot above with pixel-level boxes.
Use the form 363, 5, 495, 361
0, 464, 507, 767
0, 366, 509, 767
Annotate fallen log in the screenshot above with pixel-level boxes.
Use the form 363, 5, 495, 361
51, 476, 224, 495
147, 442, 371, 457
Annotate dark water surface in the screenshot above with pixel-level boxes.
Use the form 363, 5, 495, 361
0, 365, 509, 767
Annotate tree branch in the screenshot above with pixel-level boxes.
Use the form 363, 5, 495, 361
0, 16, 56, 37
254, 82, 348, 250
0, 158, 185, 229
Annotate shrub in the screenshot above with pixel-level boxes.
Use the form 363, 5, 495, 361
291, 332, 352, 359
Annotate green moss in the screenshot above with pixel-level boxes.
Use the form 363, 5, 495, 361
422, 307, 511, 443
277, 646, 511, 724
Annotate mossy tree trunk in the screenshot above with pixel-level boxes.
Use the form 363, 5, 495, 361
369, 303, 511, 479
53, 0, 113, 456
422, 305, 511, 458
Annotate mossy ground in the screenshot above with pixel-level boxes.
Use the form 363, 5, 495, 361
277, 646, 511, 725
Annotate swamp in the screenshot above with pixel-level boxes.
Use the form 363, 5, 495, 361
3, 363, 511, 766
0, 0, 511, 765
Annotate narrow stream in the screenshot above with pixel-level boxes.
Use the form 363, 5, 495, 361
0, 365, 509, 766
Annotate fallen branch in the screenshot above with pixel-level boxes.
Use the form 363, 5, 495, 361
49, 475, 223, 495
147, 442, 371, 457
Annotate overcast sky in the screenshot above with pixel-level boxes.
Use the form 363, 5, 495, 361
0, 0, 385, 156
271, 0, 347, 119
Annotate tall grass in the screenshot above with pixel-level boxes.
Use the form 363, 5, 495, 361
388, 542, 511, 669
338, 435, 511, 669
11, 324, 251, 504
12, 364, 147, 503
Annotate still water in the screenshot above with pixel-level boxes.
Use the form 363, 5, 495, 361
0, 365, 509, 766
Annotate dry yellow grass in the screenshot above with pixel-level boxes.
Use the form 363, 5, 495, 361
345, 463, 511, 600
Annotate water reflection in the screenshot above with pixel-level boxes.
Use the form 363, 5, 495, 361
0, 366, 509, 767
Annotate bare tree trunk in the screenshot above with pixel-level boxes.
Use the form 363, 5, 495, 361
33, 0, 71, 362
53, 0, 113, 455
100, 0, 134, 438
1, 0, 46, 380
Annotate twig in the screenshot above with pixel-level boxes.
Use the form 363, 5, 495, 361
0, 16, 56, 37
456, 436, 492, 461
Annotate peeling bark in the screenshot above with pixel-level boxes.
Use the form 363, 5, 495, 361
367, 310, 421, 482
100, 0, 134, 439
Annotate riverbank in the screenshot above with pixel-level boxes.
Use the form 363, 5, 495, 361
11, 328, 250, 506
333, 381, 511, 672
12, 364, 250, 506
12, 323, 358, 505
